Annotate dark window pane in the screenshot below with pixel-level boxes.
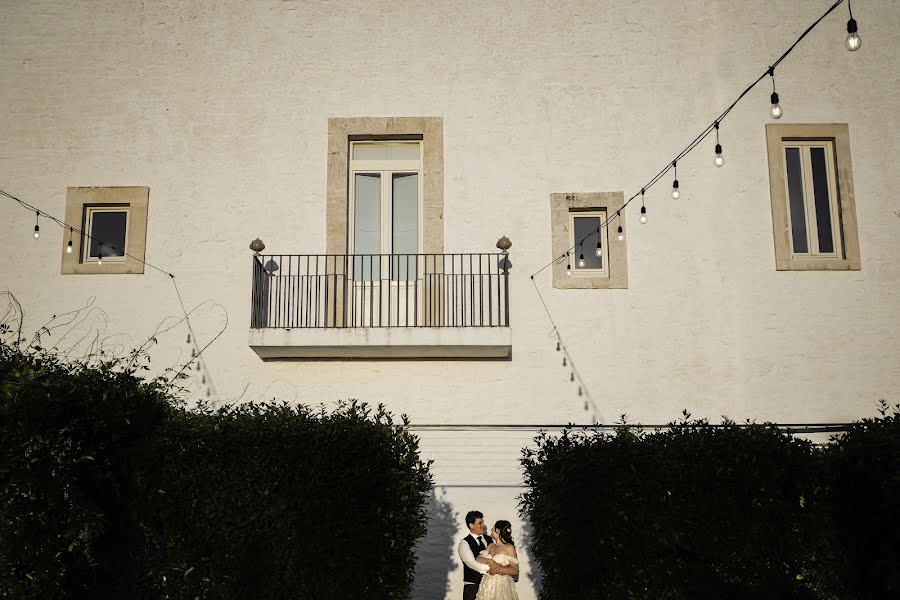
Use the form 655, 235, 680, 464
88, 211, 127, 258
810, 147, 835, 254
573, 216, 604, 270
785, 148, 808, 254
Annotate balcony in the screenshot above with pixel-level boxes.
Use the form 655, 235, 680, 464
248, 252, 512, 359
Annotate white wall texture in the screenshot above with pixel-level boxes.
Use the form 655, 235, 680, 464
2, 1, 899, 597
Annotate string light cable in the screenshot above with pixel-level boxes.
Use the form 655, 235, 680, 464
529, 0, 857, 281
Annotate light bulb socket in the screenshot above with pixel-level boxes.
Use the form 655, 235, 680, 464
640, 206, 646, 215
847, 17, 858, 34
771, 92, 780, 104
617, 225, 623, 233
715, 143, 722, 154
673, 179, 679, 189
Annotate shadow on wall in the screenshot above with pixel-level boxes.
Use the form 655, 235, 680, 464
412, 489, 458, 600
518, 513, 543, 599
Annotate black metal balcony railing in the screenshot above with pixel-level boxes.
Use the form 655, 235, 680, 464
250, 253, 510, 329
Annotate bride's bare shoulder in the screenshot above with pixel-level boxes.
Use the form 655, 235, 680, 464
496, 543, 518, 557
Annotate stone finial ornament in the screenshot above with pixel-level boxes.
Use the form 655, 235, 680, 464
496, 236, 512, 253
249, 238, 265, 255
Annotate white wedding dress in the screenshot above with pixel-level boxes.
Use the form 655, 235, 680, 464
475, 551, 519, 600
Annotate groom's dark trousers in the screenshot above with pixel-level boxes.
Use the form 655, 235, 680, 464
463, 583, 479, 600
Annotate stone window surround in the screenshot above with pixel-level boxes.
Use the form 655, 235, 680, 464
61, 186, 149, 275
326, 117, 443, 255
551, 192, 628, 289
765, 123, 861, 271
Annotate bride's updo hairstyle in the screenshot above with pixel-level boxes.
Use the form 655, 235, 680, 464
494, 520, 514, 546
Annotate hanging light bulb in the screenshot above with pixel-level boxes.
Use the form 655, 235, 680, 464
186, 333, 191, 344
768, 67, 783, 119
66, 227, 73, 253
33, 211, 40, 239
595, 239, 602, 257
97, 243, 103, 265
578, 250, 585, 268
617, 225, 624, 241
570, 372, 575, 382
846, 20, 861, 51
846, 1, 861, 51
566, 253, 572, 276
714, 122, 725, 167
556, 340, 560, 352
770, 93, 783, 119
202, 374, 206, 384
671, 162, 680, 199
639, 191, 647, 224
562, 356, 567, 367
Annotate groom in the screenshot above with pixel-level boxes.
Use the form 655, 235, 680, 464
457, 510, 516, 600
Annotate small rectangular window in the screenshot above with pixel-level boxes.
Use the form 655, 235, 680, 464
766, 124, 859, 271
83, 206, 129, 263
569, 210, 609, 278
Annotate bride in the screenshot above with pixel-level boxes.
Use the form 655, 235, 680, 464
475, 520, 519, 600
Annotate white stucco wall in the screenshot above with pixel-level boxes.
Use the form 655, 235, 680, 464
2, 1, 899, 597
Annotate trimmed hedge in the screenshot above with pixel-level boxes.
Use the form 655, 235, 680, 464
521, 410, 900, 600
0, 342, 432, 599
826, 403, 900, 599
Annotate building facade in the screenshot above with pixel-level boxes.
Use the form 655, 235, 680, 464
2, 1, 899, 597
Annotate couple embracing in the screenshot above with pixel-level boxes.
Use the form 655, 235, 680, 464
456, 510, 519, 600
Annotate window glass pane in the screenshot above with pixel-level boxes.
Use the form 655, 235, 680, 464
573, 215, 604, 270
352, 142, 420, 161
392, 173, 418, 281
88, 210, 127, 258
810, 147, 835, 254
784, 147, 808, 254
353, 173, 381, 280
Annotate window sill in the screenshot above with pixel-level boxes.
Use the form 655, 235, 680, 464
61, 262, 145, 274
775, 258, 861, 271
249, 327, 511, 359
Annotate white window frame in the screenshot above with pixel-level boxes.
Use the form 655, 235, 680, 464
347, 141, 424, 261
781, 140, 843, 259
568, 210, 609, 279
82, 205, 130, 264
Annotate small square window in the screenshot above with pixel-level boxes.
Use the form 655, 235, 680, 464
61, 186, 149, 275
569, 210, 609, 277
550, 192, 628, 289
83, 206, 129, 263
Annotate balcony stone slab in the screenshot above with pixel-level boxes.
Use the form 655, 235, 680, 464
249, 326, 511, 359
